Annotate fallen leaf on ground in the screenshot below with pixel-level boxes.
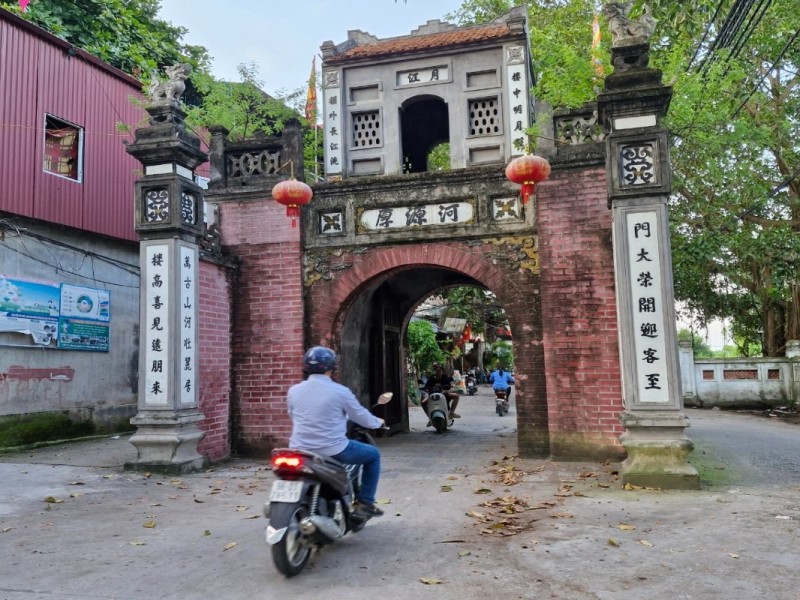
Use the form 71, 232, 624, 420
43, 496, 63, 504
639, 540, 653, 547
69, 481, 85, 486
223, 542, 237, 551
440, 485, 453, 492
377, 498, 391, 505
617, 523, 636, 531
728, 553, 740, 559
550, 512, 573, 519
474, 488, 492, 494
203, 530, 212, 536
419, 578, 443, 585
608, 538, 619, 547
142, 520, 156, 528
458, 550, 471, 557
129, 540, 146, 546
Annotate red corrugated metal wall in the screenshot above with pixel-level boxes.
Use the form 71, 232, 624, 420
1, 11, 147, 241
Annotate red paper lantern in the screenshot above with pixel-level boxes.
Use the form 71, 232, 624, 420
505, 154, 551, 204
271, 179, 313, 227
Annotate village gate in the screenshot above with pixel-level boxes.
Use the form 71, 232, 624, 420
126, 7, 698, 488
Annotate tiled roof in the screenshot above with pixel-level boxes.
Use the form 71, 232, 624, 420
326, 24, 515, 63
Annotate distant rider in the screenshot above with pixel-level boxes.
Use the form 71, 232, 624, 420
287, 346, 385, 517
489, 366, 515, 404
422, 363, 461, 418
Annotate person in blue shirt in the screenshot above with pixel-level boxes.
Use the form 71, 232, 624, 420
287, 346, 385, 517
489, 366, 515, 403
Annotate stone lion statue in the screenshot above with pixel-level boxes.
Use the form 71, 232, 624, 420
602, 2, 656, 47
148, 64, 191, 104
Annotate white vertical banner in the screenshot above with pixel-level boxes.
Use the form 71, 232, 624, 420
143, 243, 170, 406
322, 70, 343, 176
626, 211, 670, 404
505, 45, 530, 156
179, 244, 198, 407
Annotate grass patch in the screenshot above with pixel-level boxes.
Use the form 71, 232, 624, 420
0, 413, 96, 448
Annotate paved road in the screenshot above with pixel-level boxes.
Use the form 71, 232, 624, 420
1, 390, 799, 599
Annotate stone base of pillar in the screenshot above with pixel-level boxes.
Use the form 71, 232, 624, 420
619, 411, 700, 490
125, 410, 207, 474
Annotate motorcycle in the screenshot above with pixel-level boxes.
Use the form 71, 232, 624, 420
426, 386, 453, 433
465, 375, 478, 396
265, 392, 392, 577
494, 388, 509, 416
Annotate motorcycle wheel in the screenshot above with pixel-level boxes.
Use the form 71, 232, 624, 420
432, 415, 447, 433
496, 402, 504, 416
270, 503, 312, 577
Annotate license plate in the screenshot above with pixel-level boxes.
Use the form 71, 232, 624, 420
269, 480, 303, 503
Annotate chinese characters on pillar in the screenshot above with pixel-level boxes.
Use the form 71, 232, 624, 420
505, 45, 530, 156
179, 245, 197, 406
144, 244, 170, 405
626, 211, 670, 403
359, 201, 475, 232
322, 70, 343, 176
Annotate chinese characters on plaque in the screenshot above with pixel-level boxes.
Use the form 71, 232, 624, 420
626, 211, 670, 403
395, 65, 449, 87
144, 244, 170, 406
360, 201, 474, 232
323, 70, 343, 176
179, 246, 197, 406
505, 45, 530, 156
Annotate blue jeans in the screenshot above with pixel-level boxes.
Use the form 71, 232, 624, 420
331, 440, 381, 505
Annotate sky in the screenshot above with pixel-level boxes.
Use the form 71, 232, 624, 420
157, 0, 467, 95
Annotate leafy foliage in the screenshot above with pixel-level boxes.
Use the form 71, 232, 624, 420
406, 319, 446, 376
0, 0, 209, 78
450, 0, 799, 355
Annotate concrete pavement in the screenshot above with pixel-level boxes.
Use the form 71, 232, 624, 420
1, 387, 799, 599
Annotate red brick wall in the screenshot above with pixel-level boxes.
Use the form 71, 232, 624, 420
198, 259, 234, 462
218, 199, 305, 456
537, 167, 625, 460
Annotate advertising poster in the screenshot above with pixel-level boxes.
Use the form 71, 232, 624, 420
57, 318, 110, 352
60, 284, 110, 322
0, 274, 60, 346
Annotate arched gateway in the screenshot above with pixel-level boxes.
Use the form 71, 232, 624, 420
125, 7, 699, 488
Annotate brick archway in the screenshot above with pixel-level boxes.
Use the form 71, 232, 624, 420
304, 240, 551, 456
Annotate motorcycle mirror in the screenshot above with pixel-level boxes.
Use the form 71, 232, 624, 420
376, 392, 393, 405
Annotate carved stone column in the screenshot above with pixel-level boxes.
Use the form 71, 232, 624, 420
124, 75, 209, 474
598, 43, 699, 489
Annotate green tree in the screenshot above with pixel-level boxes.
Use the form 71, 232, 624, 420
1, 0, 209, 77
185, 62, 300, 141
450, 0, 800, 356
406, 319, 446, 377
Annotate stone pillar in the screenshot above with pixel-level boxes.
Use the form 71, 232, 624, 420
124, 83, 209, 474
678, 340, 696, 404
598, 42, 699, 489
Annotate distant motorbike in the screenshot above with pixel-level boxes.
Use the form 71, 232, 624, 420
494, 388, 509, 416
426, 386, 453, 433
265, 393, 392, 577
465, 375, 478, 396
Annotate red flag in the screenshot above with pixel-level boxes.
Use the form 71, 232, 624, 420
305, 57, 317, 124
19, 0, 30, 11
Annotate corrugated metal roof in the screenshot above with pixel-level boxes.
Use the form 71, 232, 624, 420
1, 9, 151, 242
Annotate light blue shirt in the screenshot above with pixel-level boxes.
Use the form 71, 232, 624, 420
287, 374, 383, 456
490, 369, 514, 391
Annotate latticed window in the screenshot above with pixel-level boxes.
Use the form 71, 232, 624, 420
352, 111, 381, 148
468, 98, 501, 136
43, 115, 82, 181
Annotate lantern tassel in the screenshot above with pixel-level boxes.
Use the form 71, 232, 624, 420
286, 205, 300, 228
521, 183, 535, 204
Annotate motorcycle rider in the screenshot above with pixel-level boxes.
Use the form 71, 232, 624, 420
422, 363, 461, 419
287, 346, 386, 517
489, 365, 515, 404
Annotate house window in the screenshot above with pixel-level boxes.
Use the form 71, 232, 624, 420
43, 115, 83, 181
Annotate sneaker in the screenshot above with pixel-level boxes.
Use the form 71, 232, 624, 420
451, 412, 461, 418
426, 420, 432, 427
355, 501, 384, 517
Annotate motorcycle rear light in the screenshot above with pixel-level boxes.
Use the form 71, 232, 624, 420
272, 454, 304, 470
